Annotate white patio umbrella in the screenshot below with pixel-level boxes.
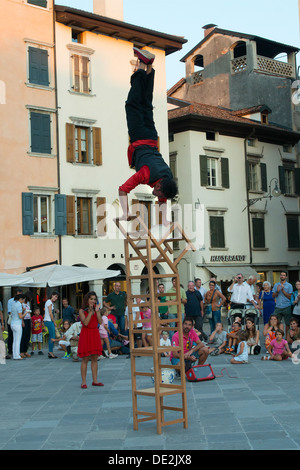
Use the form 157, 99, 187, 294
0, 265, 121, 288
0, 272, 35, 287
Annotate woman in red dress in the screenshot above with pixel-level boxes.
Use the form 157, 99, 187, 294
78, 291, 103, 388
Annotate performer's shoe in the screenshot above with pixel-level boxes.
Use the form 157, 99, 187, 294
133, 47, 155, 64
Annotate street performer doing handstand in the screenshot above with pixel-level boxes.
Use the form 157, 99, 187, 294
118, 47, 178, 221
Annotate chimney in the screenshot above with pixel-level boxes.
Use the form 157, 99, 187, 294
93, 0, 124, 21
202, 24, 217, 38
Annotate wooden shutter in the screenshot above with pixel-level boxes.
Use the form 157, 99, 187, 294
209, 216, 225, 248
55, 194, 67, 236
22, 192, 34, 235
278, 166, 286, 194
30, 112, 51, 154
66, 195, 75, 235
97, 197, 107, 236
287, 216, 300, 249
221, 157, 230, 189
260, 163, 267, 192
93, 127, 102, 165
73, 55, 80, 92
200, 155, 208, 186
29, 47, 49, 86
252, 217, 265, 248
81, 56, 89, 93
294, 168, 300, 196
66, 123, 75, 162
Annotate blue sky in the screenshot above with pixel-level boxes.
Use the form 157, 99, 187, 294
55, 0, 299, 89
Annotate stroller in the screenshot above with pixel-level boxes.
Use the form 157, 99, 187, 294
227, 308, 244, 328
243, 307, 260, 328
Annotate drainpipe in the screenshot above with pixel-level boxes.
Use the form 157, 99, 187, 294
53, 2, 61, 266
244, 129, 255, 266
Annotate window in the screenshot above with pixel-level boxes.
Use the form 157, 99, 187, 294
27, 0, 47, 7
209, 215, 225, 248
200, 155, 229, 189
252, 214, 265, 248
77, 197, 92, 235
286, 216, 300, 249
72, 30, 83, 44
247, 161, 267, 192
72, 54, 90, 94
66, 123, 102, 165
75, 126, 89, 163
30, 111, 51, 154
206, 131, 216, 141
28, 47, 49, 87
33, 195, 50, 233
279, 166, 300, 196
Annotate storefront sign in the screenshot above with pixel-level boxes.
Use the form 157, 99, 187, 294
210, 255, 246, 262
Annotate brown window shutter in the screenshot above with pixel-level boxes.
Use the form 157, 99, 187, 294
66, 195, 75, 235
66, 123, 75, 162
73, 54, 80, 92
93, 127, 102, 165
81, 56, 89, 93
97, 197, 107, 236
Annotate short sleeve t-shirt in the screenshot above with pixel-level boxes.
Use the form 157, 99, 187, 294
212, 330, 227, 347
44, 299, 54, 322
105, 291, 126, 317
170, 329, 199, 360
272, 282, 293, 308
270, 338, 288, 355
31, 315, 43, 334
99, 315, 108, 338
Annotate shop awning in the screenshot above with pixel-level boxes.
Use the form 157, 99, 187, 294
205, 266, 260, 282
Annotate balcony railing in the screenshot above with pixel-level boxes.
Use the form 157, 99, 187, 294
231, 55, 294, 78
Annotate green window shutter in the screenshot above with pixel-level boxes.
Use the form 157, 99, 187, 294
246, 161, 250, 190
55, 194, 67, 236
30, 112, 51, 154
252, 218, 265, 248
287, 216, 300, 249
28, 0, 48, 7
29, 47, 49, 86
200, 155, 208, 186
294, 168, 300, 196
278, 166, 286, 194
210, 216, 225, 248
22, 192, 34, 235
260, 163, 267, 192
221, 157, 230, 189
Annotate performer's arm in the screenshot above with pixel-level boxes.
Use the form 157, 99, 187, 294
118, 167, 150, 219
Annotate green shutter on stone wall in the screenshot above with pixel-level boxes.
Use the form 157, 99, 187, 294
278, 166, 286, 194
252, 218, 265, 248
210, 216, 225, 248
287, 216, 300, 249
30, 112, 51, 154
260, 163, 267, 192
294, 168, 300, 196
221, 157, 230, 188
55, 194, 67, 236
22, 192, 34, 235
29, 47, 49, 86
200, 155, 208, 186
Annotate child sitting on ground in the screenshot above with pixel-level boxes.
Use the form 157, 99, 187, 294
225, 321, 242, 354
262, 329, 293, 361
160, 331, 171, 356
209, 322, 227, 356
230, 330, 249, 364
99, 307, 118, 359
50, 320, 72, 358
244, 317, 261, 355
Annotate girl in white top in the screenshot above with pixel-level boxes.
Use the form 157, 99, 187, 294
230, 330, 249, 364
10, 294, 27, 360
44, 291, 59, 358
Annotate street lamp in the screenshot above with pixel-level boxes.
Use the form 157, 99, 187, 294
243, 178, 281, 211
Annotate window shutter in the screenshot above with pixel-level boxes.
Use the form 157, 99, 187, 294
66, 123, 75, 162
73, 55, 80, 92
30, 112, 51, 154
294, 168, 300, 196
66, 195, 75, 235
287, 216, 300, 249
200, 155, 208, 186
210, 216, 225, 248
81, 56, 89, 93
278, 166, 286, 194
96, 197, 107, 236
252, 218, 265, 248
246, 160, 250, 190
22, 192, 34, 235
28, 0, 47, 7
221, 157, 230, 189
260, 163, 267, 192
93, 127, 102, 165
39, 49, 49, 86
29, 47, 49, 86
55, 194, 67, 236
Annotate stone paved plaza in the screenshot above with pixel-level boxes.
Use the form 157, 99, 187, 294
1, 322, 300, 451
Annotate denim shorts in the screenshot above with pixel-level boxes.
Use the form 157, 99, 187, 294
31, 333, 43, 343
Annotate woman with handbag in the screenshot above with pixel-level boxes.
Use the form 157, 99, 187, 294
204, 281, 226, 334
